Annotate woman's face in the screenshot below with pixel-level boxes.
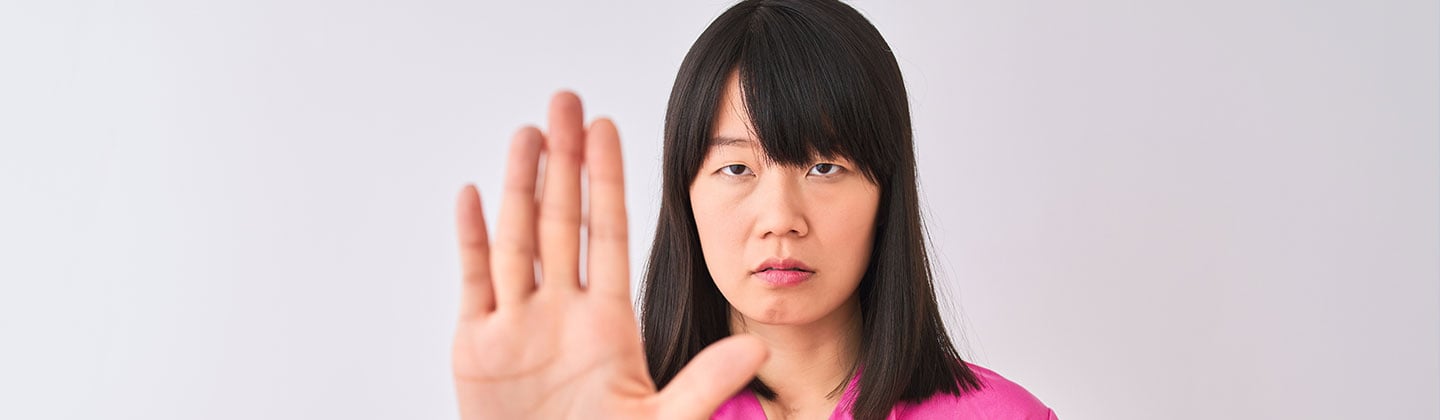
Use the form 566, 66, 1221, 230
689, 74, 881, 326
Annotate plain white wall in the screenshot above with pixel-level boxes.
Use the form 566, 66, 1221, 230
1, 1, 1435, 419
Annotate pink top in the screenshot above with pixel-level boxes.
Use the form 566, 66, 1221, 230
712, 363, 1057, 419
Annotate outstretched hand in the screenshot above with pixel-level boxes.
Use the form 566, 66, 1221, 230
451, 92, 769, 419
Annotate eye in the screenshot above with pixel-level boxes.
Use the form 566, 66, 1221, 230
719, 164, 753, 176
808, 163, 842, 176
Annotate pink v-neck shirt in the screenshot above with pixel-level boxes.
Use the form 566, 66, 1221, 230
712, 363, 1057, 419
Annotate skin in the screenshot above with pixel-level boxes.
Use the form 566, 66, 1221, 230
451, 92, 768, 419
451, 83, 879, 419
691, 73, 881, 419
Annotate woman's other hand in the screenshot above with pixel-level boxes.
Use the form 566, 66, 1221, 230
451, 92, 768, 419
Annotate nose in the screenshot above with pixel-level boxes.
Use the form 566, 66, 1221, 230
752, 174, 809, 239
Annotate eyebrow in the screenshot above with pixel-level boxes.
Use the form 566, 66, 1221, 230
710, 136, 756, 148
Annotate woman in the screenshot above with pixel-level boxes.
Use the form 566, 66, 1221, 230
451, 1, 1056, 419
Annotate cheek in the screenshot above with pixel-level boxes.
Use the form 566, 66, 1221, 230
818, 191, 881, 273
689, 188, 746, 275
835, 205, 877, 244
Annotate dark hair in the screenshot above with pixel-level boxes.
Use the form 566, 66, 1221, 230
638, 1, 983, 419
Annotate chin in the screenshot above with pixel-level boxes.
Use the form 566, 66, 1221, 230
735, 298, 827, 326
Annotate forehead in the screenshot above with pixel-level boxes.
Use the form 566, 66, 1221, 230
711, 71, 756, 147
701, 68, 872, 177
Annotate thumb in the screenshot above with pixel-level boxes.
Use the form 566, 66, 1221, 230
654, 334, 769, 419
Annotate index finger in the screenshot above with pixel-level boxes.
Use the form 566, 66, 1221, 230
584, 118, 629, 300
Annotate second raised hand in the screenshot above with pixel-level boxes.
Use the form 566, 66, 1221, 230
452, 91, 770, 419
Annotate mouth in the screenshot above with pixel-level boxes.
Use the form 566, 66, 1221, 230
752, 258, 815, 287
752, 257, 815, 273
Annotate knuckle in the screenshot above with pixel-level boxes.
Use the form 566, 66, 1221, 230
538, 201, 581, 226
459, 234, 489, 250
503, 179, 536, 196
588, 225, 629, 243
493, 238, 535, 257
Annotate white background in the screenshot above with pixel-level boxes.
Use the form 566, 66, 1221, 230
1, 1, 1436, 419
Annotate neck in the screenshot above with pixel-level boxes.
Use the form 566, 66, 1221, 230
730, 295, 862, 415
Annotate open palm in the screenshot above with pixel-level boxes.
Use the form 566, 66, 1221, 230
451, 92, 768, 419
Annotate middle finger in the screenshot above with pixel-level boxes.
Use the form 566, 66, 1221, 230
536, 91, 585, 292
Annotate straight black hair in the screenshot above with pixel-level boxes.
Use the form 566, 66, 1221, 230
639, 1, 983, 419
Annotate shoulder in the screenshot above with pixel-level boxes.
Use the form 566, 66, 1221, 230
712, 389, 764, 420
890, 362, 1058, 420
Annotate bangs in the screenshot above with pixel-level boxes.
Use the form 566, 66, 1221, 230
652, 3, 974, 417
722, 3, 904, 183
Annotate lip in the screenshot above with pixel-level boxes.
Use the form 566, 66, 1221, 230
752, 258, 815, 287
753, 258, 816, 273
